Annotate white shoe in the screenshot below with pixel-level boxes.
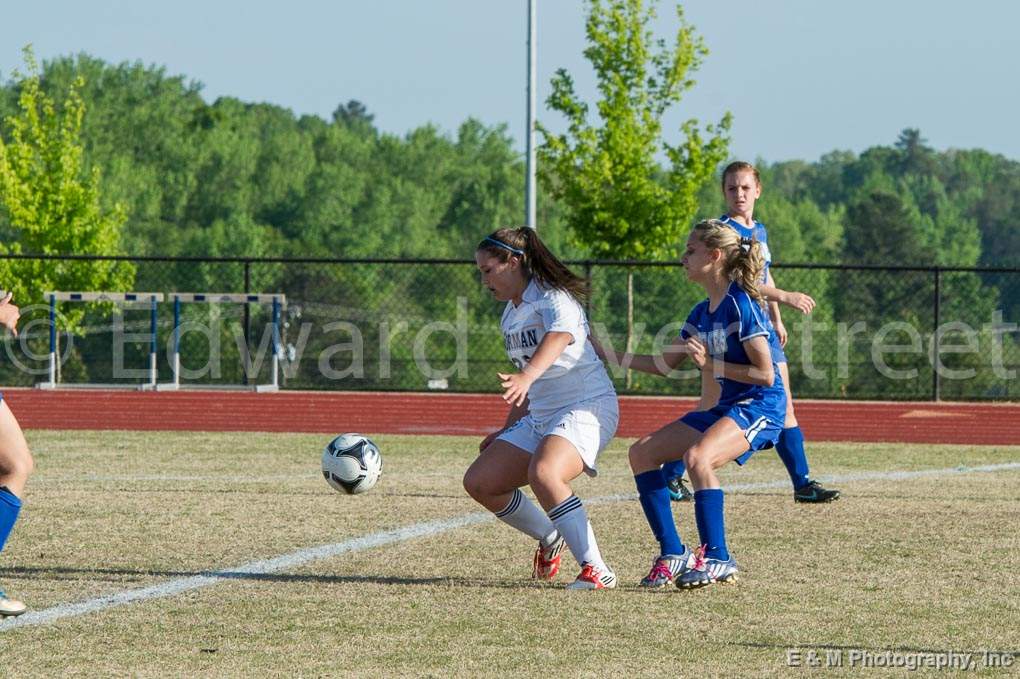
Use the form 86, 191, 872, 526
639, 548, 696, 588
0, 590, 26, 617
565, 562, 617, 590
533, 534, 566, 580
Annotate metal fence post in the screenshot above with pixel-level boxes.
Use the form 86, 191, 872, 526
242, 259, 252, 386
583, 260, 593, 318
932, 267, 941, 401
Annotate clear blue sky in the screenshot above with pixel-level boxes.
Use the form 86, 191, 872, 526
2, 1, 1016, 163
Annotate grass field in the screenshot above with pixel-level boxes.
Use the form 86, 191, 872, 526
1, 431, 1018, 677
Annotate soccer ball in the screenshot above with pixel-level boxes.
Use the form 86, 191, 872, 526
321, 433, 382, 494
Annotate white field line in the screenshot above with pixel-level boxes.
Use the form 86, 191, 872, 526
36, 474, 312, 483
3, 461, 1018, 632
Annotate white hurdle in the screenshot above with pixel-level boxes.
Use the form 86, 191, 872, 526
163, 292, 286, 392
40, 291, 164, 390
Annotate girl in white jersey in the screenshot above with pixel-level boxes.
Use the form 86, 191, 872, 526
463, 227, 619, 590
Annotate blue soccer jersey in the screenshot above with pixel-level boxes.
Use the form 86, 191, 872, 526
680, 282, 785, 408
720, 214, 788, 363
720, 214, 771, 284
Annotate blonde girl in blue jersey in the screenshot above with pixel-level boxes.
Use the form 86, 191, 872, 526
596, 220, 786, 588
463, 227, 620, 590
0, 292, 32, 615
664, 162, 840, 505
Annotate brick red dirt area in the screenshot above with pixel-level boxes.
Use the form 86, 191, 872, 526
3, 388, 1018, 445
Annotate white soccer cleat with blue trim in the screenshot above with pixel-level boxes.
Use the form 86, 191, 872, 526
675, 546, 739, 589
640, 548, 696, 588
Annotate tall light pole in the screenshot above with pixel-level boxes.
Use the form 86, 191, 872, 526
525, 0, 537, 230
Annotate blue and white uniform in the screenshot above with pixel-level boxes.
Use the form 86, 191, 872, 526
678, 282, 786, 463
496, 280, 618, 475
720, 214, 786, 364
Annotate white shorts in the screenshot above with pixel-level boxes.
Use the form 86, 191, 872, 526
496, 393, 619, 477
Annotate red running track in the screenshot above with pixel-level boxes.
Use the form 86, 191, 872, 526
3, 388, 1017, 445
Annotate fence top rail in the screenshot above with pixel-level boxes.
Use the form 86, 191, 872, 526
45, 291, 165, 302
7, 253, 1020, 274
170, 293, 286, 304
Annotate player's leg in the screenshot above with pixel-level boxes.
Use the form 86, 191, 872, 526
527, 435, 610, 589
773, 362, 840, 503
0, 398, 33, 616
463, 436, 562, 579
630, 418, 706, 587
531, 398, 618, 590
463, 438, 531, 513
676, 417, 755, 589
664, 370, 718, 502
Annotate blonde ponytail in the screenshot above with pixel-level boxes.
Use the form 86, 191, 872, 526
691, 219, 766, 304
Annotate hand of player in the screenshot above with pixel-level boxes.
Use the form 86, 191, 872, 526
498, 372, 534, 408
774, 320, 788, 347
479, 430, 501, 453
0, 292, 20, 337
685, 337, 709, 370
781, 291, 815, 314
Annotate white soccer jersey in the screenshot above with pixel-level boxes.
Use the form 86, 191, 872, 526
501, 280, 616, 421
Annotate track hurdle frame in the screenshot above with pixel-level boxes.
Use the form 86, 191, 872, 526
162, 292, 285, 392
39, 291, 164, 390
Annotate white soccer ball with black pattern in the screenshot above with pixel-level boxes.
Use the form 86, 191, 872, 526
321, 433, 382, 494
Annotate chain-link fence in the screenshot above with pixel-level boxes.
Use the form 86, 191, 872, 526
1, 254, 1017, 400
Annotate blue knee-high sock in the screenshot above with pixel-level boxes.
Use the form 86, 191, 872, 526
661, 459, 686, 481
776, 426, 811, 489
693, 489, 729, 561
0, 486, 22, 553
635, 470, 685, 556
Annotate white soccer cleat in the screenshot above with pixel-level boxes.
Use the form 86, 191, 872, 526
639, 549, 696, 588
675, 545, 739, 589
533, 534, 566, 580
565, 562, 617, 590
0, 590, 26, 617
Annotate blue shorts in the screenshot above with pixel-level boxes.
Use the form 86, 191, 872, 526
680, 391, 785, 466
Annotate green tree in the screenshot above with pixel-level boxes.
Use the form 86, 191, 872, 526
0, 47, 134, 308
37, 54, 207, 256
538, 0, 730, 385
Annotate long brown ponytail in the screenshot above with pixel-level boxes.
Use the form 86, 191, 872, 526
691, 219, 766, 304
476, 227, 588, 303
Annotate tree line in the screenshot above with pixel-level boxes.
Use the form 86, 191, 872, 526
1, 54, 1018, 270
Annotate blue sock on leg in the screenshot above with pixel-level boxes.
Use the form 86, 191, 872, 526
0, 486, 22, 552
634, 470, 685, 556
661, 459, 686, 480
693, 488, 729, 561
776, 426, 811, 489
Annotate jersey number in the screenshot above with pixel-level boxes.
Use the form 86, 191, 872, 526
511, 354, 532, 370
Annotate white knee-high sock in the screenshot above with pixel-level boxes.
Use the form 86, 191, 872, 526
494, 488, 558, 545
547, 495, 609, 572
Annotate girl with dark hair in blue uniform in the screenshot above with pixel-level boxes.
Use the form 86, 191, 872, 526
0, 292, 32, 615
595, 219, 786, 588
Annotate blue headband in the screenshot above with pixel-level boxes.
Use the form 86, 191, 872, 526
484, 236, 525, 255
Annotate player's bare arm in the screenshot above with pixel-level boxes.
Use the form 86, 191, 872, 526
0, 291, 20, 336
694, 335, 775, 387
595, 334, 689, 376
761, 269, 815, 314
